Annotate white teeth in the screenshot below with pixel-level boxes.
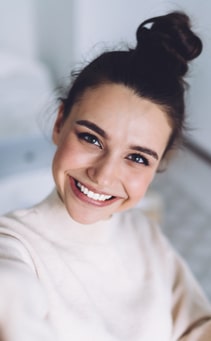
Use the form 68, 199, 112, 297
76, 181, 112, 201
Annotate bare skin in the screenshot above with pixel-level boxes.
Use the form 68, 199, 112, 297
52, 84, 172, 224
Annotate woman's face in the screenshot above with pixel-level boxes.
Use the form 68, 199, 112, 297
52, 84, 172, 224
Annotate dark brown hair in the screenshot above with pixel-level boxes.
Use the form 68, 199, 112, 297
60, 11, 202, 161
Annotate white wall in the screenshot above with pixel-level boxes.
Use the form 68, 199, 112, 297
35, 0, 75, 84
0, 0, 37, 58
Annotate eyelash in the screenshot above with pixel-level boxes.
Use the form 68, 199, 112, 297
126, 153, 149, 166
77, 132, 102, 148
77, 132, 149, 166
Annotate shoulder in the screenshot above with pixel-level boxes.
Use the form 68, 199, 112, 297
0, 189, 57, 232
0, 192, 57, 271
0, 190, 56, 255
0, 202, 42, 237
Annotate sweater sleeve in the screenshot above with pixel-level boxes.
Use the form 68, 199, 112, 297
162, 233, 211, 341
0, 234, 55, 341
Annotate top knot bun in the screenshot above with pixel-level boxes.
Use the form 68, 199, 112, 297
135, 11, 203, 77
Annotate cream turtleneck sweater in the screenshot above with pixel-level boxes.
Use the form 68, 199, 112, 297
0, 189, 211, 341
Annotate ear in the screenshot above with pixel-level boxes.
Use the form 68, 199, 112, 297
52, 105, 64, 145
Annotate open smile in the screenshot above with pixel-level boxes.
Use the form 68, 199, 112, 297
76, 181, 113, 201
69, 176, 119, 206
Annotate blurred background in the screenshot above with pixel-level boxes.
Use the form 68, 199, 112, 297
0, 0, 210, 297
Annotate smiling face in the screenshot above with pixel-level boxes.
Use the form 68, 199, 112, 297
52, 83, 172, 224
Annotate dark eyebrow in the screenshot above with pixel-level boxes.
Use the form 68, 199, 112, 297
130, 145, 159, 160
76, 120, 158, 160
75, 120, 108, 138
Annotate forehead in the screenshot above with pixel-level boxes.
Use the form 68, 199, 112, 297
66, 84, 172, 158
70, 83, 170, 129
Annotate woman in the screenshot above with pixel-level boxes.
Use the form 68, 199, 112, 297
0, 11, 210, 341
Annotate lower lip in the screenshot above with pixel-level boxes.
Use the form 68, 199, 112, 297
69, 176, 119, 207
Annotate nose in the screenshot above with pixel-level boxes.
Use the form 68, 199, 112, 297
87, 154, 119, 187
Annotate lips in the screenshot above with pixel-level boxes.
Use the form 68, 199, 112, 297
69, 176, 118, 206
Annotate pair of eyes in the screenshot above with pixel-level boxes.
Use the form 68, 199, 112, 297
77, 132, 150, 166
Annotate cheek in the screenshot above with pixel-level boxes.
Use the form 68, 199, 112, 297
126, 172, 155, 202
53, 139, 91, 171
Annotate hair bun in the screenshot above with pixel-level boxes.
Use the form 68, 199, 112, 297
135, 11, 203, 77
